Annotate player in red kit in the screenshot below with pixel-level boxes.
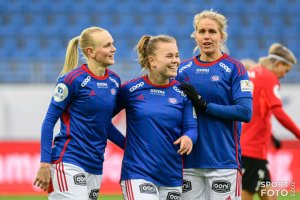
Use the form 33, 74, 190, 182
241, 43, 300, 200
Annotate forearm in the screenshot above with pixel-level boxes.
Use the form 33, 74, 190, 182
206, 97, 252, 122
107, 123, 125, 149
272, 106, 300, 139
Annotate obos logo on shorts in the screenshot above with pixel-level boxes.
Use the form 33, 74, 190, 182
53, 83, 68, 102
73, 173, 87, 186
182, 180, 192, 193
212, 180, 231, 193
166, 191, 181, 200
89, 189, 99, 200
139, 183, 157, 194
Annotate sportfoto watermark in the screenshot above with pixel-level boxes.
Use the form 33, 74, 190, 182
260, 181, 296, 197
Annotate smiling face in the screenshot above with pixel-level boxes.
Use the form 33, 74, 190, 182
88, 31, 116, 67
149, 41, 180, 81
194, 17, 224, 60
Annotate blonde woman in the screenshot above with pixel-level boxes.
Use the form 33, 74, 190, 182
34, 27, 124, 199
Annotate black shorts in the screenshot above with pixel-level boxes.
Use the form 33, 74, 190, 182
242, 156, 271, 193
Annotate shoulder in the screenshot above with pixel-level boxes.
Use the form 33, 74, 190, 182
120, 76, 145, 91
61, 65, 86, 85
178, 57, 195, 73
170, 80, 187, 98
222, 54, 247, 76
107, 69, 121, 87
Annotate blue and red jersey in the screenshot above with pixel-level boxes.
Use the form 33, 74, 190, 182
176, 54, 252, 170
115, 75, 198, 187
41, 64, 121, 174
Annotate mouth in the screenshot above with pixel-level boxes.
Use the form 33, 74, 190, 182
203, 42, 212, 48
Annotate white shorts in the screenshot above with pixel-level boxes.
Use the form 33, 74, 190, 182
121, 179, 182, 200
48, 162, 102, 200
182, 168, 241, 200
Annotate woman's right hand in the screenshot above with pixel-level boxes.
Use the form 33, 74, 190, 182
33, 162, 51, 191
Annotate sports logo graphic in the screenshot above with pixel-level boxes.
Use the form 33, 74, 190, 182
73, 173, 87, 186
139, 183, 157, 194
168, 97, 178, 104
89, 189, 99, 200
182, 180, 192, 193
166, 191, 181, 200
53, 83, 68, 102
81, 76, 91, 87
212, 180, 231, 193
129, 82, 144, 92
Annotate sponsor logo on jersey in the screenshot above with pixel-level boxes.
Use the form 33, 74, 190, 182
53, 83, 68, 102
240, 80, 252, 92
109, 77, 119, 88
110, 88, 116, 95
273, 84, 281, 99
219, 62, 231, 73
129, 82, 144, 92
73, 173, 87, 186
179, 61, 192, 73
196, 68, 209, 74
139, 183, 157, 194
173, 86, 186, 97
81, 76, 91, 87
97, 82, 108, 88
150, 89, 165, 96
89, 189, 99, 200
168, 97, 178, 104
212, 180, 231, 193
166, 191, 181, 200
211, 75, 220, 81
182, 180, 192, 193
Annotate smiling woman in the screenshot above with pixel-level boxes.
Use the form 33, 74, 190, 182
112, 34, 198, 200
33, 26, 125, 200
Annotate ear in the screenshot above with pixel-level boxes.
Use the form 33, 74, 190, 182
148, 56, 155, 66
85, 47, 94, 57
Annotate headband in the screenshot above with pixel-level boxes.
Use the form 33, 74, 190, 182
268, 54, 294, 66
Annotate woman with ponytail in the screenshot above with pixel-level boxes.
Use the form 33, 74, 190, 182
34, 27, 125, 200
114, 35, 198, 200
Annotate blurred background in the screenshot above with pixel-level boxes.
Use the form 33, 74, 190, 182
0, 0, 299, 198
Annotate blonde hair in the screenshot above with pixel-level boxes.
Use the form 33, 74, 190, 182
258, 43, 297, 70
191, 10, 229, 54
135, 34, 176, 71
60, 26, 107, 76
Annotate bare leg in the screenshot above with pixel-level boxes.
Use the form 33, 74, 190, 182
242, 189, 255, 200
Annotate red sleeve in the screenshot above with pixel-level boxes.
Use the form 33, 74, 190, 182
272, 106, 300, 139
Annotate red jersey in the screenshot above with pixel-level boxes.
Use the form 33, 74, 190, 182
241, 66, 282, 159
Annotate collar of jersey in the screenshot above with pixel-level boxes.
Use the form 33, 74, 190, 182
82, 64, 109, 80
143, 75, 176, 88
193, 53, 228, 67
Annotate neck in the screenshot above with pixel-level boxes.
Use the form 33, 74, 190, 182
148, 73, 169, 85
200, 52, 223, 62
87, 61, 107, 76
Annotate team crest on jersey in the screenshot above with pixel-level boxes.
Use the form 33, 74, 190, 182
53, 83, 68, 102
110, 88, 116, 95
211, 75, 220, 81
168, 97, 178, 104
240, 80, 251, 92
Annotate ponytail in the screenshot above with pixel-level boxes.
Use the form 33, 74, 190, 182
60, 36, 80, 76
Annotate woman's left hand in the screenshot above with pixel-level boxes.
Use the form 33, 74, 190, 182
174, 135, 193, 155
